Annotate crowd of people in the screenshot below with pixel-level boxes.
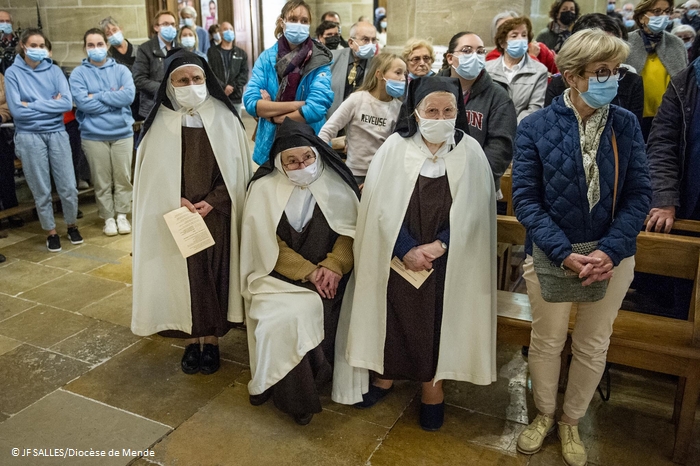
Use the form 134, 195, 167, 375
1, 0, 700, 465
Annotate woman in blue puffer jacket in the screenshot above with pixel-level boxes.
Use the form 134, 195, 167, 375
243, 0, 333, 165
512, 29, 651, 466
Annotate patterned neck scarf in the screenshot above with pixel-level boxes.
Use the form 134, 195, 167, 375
549, 21, 572, 53
563, 89, 609, 212
275, 36, 313, 102
641, 29, 663, 54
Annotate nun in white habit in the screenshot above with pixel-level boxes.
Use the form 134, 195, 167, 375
241, 118, 359, 425
332, 76, 498, 431
132, 49, 253, 375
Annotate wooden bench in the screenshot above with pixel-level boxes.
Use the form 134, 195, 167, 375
495, 215, 700, 464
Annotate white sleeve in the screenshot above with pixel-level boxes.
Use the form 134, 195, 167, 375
318, 93, 358, 143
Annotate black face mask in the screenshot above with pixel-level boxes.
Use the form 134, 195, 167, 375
324, 35, 341, 50
559, 11, 577, 26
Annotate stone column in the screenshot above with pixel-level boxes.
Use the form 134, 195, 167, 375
1, 0, 149, 68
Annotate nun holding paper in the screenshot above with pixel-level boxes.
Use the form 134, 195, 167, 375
131, 49, 253, 376
240, 118, 360, 426
332, 76, 498, 431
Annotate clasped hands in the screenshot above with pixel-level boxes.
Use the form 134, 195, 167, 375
306, 267, 341, 299
562, 250, 614, 286
402, 240, 446, 272
181, 197, 213, 218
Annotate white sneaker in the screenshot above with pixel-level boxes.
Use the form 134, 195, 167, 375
116, 214, 131, 235
558, 422, 587, 466
517, 413, 556, 454
103, 218, 118, 236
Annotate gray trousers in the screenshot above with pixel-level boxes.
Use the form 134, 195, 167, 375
81, 138, 133, 220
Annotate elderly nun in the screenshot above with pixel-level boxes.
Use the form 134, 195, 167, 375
240, 118, 359, 425
333, 76, 497, 431
131, 49, 253, 375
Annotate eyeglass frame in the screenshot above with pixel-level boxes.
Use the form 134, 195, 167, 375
171, 74, 207, 86
283, 154, 317, 170
408, 55, 434, 65
451, 46, 487, 56
646, 7, 674, 16
350, 35, 378, 45
580, 66, 627, 83
415, 107, 458, 120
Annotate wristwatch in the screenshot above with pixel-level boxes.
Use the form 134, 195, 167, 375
440, 241, 447, 250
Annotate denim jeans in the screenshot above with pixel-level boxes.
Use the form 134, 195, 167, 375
14, 131, 78, 231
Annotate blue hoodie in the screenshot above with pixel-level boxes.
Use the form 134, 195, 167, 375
4, 54, 73, 133
69, 57, 135, 141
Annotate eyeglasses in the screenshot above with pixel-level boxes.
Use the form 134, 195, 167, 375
172, 75, 206, 86
351, 36, 378, 45
452, 46, 486, 56
647, 8, 673, 16
678, 35, 695, 43
408, 55, 434, 65
582, 66, 627, 83
283, 154, 316, 170
418, 107, 457, 119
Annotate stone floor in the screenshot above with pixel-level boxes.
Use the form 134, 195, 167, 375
0, 113, 699, 465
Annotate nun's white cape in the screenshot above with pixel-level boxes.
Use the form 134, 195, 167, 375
131, 97, 253, 336
332, 132, 498, 405
241, 165, 358, 395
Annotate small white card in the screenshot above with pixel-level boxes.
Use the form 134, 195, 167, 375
390, 256, 434, 289
163, 207, 215, 258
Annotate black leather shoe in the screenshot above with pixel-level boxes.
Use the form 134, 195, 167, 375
181, 344, 200, 374
293, 413, 313, 426
420, 402, 445, 431
353, 384, 393, 409
200, 344, 220, 375
249, 389, 272, 406
0, 254, 5, 263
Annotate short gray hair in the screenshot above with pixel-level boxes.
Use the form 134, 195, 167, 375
349, 21, 375, 40
672, 24, 697, 37
556, 28, 630, 78
99, 16, 119, 30
180, 6, 197, 18
491, 10, 518, 42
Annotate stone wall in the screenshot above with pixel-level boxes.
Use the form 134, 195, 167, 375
310, 0, 373, 35
1, 0, 150, 68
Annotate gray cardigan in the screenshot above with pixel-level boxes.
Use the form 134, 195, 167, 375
626, 30, 688, 78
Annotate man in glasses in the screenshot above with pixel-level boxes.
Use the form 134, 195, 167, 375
133, 10, 180, 118
327, 21, 378, 118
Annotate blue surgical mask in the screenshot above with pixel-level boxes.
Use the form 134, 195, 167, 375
408, 72, 420, 79
87, 47, 108, 62
160, 25, 177, 42
380, 21, 387, 29
355, 42, 376, 59
607, 4, 615, 12
453, 52, 485, 80
184, 18, 194, 27
181, 36, 196, 49
576, 76, 619, 109
0, 23, 12, 35
647, 14, 669, 33
223, 29, 235, 42
108, 31, 124, 46
685, 40, 694, 50
688, 9, 699, 18
506, 39, 528, 59
384, 78, 405, 98
25, 47, 48, 62
284, 22, 310, 45
213, 33, 221, 42
624, 19, 636, 28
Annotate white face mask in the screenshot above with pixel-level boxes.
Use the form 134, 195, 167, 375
415, 113, 456, 144
173, 83, 208, 109
285, 159, 318, 186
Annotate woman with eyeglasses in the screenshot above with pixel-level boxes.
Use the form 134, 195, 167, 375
243, 0, 333, 165
513, 29, 650, 466
333, 77, 497, 433
485, 17, 548, 123
438, 31, 516, 191
671, 24, 697, 62
402, 38, 436, 83
627, 0, 688, 140
241, 118, 359, 425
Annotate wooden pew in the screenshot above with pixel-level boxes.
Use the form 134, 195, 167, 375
495, 215, 700, 464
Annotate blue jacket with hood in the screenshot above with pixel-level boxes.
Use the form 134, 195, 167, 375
4, 54, 73, 133
69, 57, 135, 141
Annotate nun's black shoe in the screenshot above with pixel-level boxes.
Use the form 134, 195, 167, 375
294, 413, 314, 425
420, 402, 445, 431
249, 389, 272, 406
200, 344, 220, 375
353, 384, 394, 409
181, 344, 200, 374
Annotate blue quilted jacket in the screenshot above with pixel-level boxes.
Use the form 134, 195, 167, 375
244, 40, 333, 165
512, 95, 651, 267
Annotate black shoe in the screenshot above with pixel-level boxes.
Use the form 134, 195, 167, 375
293, 413, 313, 426
199, 343, 220, 375
66, 227, 83, 245
420, 402, 445, 431
0, 254, 5, 263
353, 384, 393, 409
46, 234, 62, 252
249, 389, 272, 406
181, 343, 201, 374
77, 210, 84, 219
8, 216, 23, 228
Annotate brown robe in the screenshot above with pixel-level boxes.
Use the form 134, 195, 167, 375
160, 126, 233, 339
268, 204, 346, 415
383, 175, 452, 382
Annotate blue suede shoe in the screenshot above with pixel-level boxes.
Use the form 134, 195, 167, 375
420, 402, 445, 431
